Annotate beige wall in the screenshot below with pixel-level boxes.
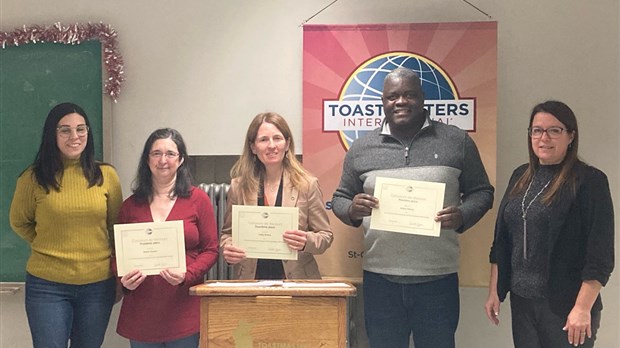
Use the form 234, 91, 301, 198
1, 0, 618, 347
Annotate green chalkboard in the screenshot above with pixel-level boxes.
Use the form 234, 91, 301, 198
0, 40, 104, 282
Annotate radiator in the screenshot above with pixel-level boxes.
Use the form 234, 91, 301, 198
199, 183, 231, 280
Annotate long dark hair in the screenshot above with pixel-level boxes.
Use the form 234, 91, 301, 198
32, 102, 103, 193
132, 128, 192, 202
511, 100, 580, 204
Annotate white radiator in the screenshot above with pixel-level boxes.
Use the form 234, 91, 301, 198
199, 183, 231, 280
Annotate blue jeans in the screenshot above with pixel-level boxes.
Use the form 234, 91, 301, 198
25, 273, 116, 348
130, 333, 200, 348
363, 271, 460, 348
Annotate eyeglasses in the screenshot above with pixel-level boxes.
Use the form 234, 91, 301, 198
528, 126, 567, 139
149, 151, 180, 159
57, 125, 89, 138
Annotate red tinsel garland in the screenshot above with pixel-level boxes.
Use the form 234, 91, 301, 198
0, 22, 125, 102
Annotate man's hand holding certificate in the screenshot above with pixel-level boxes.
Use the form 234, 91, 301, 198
232, 205, 299, 260
370, 177, 446, 237
114, 220, 186, 276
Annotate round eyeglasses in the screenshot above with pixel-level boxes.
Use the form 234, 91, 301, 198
57, 125, 89, 138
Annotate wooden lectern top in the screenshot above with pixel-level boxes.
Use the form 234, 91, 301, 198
190, 279, 357, 297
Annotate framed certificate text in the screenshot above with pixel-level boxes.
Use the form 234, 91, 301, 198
114, 220, 186, 276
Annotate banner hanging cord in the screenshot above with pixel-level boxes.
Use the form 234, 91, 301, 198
301, 0, 490, 25
299, 0, 340, 27
461, 0, 493, 19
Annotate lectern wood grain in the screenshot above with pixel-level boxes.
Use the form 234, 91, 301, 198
190, 281, 356, 347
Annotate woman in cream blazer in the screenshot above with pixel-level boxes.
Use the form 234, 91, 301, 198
220, 112, 333, 279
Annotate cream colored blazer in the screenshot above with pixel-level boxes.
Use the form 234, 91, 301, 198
220, 172, 333, 279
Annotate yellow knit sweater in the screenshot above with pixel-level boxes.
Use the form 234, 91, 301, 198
9, 159, 123, 285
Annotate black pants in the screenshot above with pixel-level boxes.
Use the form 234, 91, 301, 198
510, 293, 601, 348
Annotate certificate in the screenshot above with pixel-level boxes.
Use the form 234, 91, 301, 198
232, 205, 299, 260
114, 220, 186, 276
370, 177, 445, 236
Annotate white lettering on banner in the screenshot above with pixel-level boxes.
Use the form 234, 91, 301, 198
425, 99, 476, 130
323, 98, 476, 131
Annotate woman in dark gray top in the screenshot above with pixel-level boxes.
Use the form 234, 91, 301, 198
485, 101, 614, 348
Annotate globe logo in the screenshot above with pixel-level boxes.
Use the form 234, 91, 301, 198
336, 52, 461, 150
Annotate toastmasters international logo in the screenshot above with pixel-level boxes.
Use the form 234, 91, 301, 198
323, 52, 476, 150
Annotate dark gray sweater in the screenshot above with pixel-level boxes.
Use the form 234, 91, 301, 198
332, 118, 494, 276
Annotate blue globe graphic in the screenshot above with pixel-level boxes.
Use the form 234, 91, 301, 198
340, 53, 456, 149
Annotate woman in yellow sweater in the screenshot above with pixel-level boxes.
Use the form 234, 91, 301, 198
9, 102, 123, 348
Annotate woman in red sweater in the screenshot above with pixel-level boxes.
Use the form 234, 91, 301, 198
115, 128, 218, 347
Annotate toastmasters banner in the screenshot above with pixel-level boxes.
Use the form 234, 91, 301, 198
302, 22, 497, 287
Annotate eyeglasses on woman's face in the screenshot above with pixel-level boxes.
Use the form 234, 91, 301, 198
149, 151, 179, 159
528, 126, 566, 139
56, 125, 89, 138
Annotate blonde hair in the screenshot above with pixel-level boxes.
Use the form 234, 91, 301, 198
231, 112, 311, 199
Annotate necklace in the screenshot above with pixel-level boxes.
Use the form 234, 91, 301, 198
521, 177, 551, 259
264, 177, 281, 193
265, 181, 279, 193
264, 170, 283, 194
153, 188, 174, 199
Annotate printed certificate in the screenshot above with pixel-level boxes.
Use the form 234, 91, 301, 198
114, 220, 186, 276
232, 205, 299, 260
370, 177, 445, 236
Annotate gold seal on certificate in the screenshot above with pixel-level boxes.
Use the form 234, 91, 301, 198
114, 220, 186, 276
370, 177, 446, 236
232, 205, 299, 260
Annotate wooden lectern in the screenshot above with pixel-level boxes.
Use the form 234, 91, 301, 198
190, 280, 357, 348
